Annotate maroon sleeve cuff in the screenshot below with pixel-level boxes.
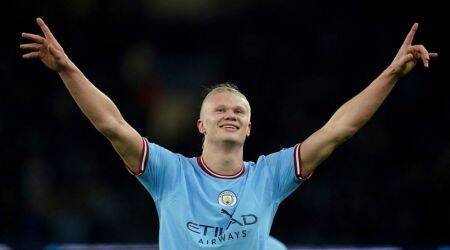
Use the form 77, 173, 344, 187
294, 143, 313, 180
125, 137, 148, 176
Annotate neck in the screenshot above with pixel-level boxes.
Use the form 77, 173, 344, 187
202, 141, 244, 176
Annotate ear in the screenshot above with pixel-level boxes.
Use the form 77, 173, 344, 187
197, 119, 206, 134
246, 122, 252, 137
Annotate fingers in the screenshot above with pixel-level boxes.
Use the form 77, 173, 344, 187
398, 53, 416, 66
418, 45, 429, 67
20, 42, 60, 59
22, 51, 41, 59
408, 45, 429, 67
22, 32, 45, 44
20, 43, 41, 50
407, 44, 438, 67
403, 22, 418, 46
36, 17, 55, 40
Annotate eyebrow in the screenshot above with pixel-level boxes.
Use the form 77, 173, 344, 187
215, 104, 247, 112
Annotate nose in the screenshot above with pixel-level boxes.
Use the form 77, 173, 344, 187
224, 110, 237, 121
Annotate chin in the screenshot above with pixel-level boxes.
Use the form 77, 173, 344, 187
221, 136, 245, 146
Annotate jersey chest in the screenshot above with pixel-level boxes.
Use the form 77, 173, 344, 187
158, 165, 274, 247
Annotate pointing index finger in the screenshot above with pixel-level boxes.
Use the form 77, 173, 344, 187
403, 22, 418, 45
36, 17, 55, 40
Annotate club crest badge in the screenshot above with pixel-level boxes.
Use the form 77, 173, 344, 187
218, 190, 237, 207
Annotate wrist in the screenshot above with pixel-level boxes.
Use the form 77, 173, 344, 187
381, 65, 401, 82
58, 59, 78, 74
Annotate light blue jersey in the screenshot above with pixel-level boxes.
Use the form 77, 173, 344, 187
129, 138, 311, 249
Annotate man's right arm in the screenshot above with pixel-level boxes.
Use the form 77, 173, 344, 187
59, 64, 144, 174
21, 17, 143, 174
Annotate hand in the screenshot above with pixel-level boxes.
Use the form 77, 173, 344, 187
388, 23, 438, 78
20, 17, 71, 72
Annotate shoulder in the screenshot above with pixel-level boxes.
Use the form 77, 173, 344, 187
147, 141, 193, 160
146, 141, 198, 171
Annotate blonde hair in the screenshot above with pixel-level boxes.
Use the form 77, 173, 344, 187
200, 82, 251, 118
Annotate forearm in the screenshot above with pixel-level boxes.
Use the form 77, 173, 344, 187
297, 23, 435, 175
58, 61, 125, 137
325, 66, 400, 143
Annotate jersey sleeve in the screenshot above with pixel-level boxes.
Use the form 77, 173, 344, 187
264, 143, 312, 202
126, 137, 181, 201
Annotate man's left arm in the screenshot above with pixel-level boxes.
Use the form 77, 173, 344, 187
299, 23, 438, 178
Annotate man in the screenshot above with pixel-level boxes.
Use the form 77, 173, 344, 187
20, 18, 436, 249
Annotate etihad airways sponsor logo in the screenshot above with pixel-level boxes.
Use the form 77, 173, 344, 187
186, 209, 258, 245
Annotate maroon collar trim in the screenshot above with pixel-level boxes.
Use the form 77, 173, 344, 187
196, 156, 245, 179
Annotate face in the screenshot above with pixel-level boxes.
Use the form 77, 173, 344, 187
197, 91, 251, 147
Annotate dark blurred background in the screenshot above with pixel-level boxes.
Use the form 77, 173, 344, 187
1, 0, 449, 249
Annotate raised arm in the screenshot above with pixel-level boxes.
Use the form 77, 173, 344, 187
20, 18, 144, 174
299, 23, 438, 178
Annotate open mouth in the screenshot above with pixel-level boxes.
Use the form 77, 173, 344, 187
219, 124, 239, 131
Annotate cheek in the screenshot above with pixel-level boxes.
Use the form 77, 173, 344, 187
204, 118, 218, 131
